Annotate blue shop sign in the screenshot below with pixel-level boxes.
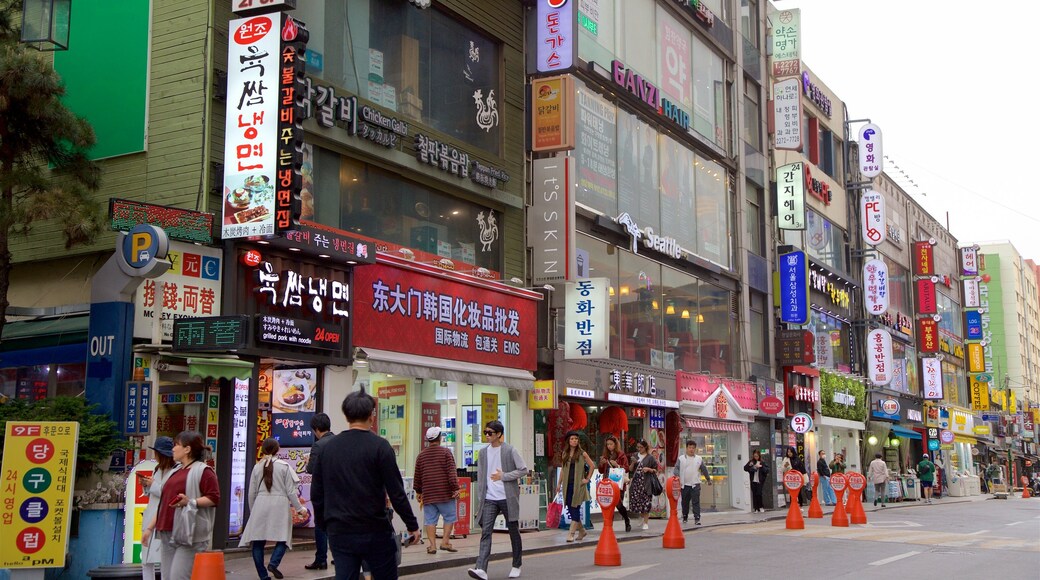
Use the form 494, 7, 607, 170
779, 250, 809, 325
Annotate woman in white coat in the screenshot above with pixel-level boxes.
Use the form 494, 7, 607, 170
240, 438, 307, 580
140, 437, 178, 580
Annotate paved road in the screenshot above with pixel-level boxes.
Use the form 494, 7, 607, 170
409, 499, 1040, 579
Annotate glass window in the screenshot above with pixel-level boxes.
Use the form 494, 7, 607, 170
660, 135, 696, 255
577, 0, 616, 66
662, 267, 700, 372
617, 110, 660, 232
575, 82, 618, 214
698, 282, 734, 376
657, 6, 692, 112
695, 156, 730, 267
310, 147, 503, 272
749, 291, 766, 364
936, 291, 962, 336
885, 257, 912, 317
618, 253, 663, 366
577, 234, 620, 359
701, 0, 726, 18
620, 0, 657, 84
805, 210, 845, 274
741, 0, 759, 47
809, 310, 851, 373
692, 36, 725, 148
745, 183, 763, 256
743, 80, 761, 149
295, 0, 502, 154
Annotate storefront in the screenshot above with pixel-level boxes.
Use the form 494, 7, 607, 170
865, 390, 924, 473
676, 372, 756, 512
947, 406, 981, 477
806, 260, 855, 374
817, 370, 867, 474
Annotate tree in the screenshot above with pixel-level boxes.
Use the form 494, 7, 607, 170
0, 1, 104, 338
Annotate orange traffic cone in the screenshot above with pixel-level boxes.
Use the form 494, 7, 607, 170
830, 474, 848, 527
191, 551, 227, 580
808, 473, 823, 518
1021, 477, 1032, 498
849, 487, 867, 525
662, 476, 685, 549
594, 479, 622, 566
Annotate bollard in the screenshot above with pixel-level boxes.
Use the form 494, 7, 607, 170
594, 479, 621, 566
191, 551, 226, 580
808, 472, 823, 518
829, 474, 849, 527
662, 476, 685, 549
783, 470, 804, 530
846, 472, 867, 525
1021, 476, 1031, 499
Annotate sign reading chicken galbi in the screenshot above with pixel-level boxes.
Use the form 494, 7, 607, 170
352, 259, 539, 370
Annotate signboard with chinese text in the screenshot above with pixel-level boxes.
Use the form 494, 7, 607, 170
776, 162, 805, 229
353, 261, 539, 370
529, 380, 556, 410
133, 242, 223, 341
916, 278, 937, 315
222, 15, 282, 239
860, 191, 886, 246
779, 250, 809, 325
921, 357, 943, 400
421, 403, 441, 449
0, 422, 79, 569
858, 123, 883, 178
917, 318, 939, 353
770, 9, 801, 78
531, 75, 576, 152
565, 278, 609, 360
481, 393, 500, 442
863, 258, 889, 315
773, 79, 802, 151
867, 329, 893, 386
913, 241, 935, 276
172, 315, 250, 352
536, 0, 575, 73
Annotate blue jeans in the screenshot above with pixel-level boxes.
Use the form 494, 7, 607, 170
251, 540, 287, 579
329, 530, 399, 580
314, 526, 329, 564
820, 476, 837, 505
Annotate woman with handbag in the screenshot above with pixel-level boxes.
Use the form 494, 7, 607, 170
628, 440, 659, 531
150, 431, 221, 580
139, 437, 178, 580
598, 435, 632, 532
554, 431, 599, 542
743, 450, 769, 513
239, 438, 309, 580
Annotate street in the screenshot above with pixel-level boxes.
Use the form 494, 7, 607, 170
410, 499, 1040, 579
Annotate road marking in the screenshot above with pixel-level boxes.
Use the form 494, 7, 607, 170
1005, 521, 1026, 526
966, 530, 990, 535
572, 564, 659, 579
869, 551, 921, 566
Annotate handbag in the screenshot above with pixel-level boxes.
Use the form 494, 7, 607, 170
171, 501, 198, 547
647, 472, 663, 496
546, 493, 563, 529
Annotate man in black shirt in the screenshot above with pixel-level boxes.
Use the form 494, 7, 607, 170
313, 387, 420, 580
305, 412, 335, 570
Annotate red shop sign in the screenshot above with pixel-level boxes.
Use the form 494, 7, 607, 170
917, 318, 939, 353
353, 259, 539, 370
916, 279, 937, 315
913, 241, 935, 276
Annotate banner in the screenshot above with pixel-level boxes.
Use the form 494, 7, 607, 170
969, 377, 990, 411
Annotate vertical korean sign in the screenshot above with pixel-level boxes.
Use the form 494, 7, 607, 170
564, 278, 609, 360
229, 378, 250, 537
857, 124, 883, 178
917, 317, 939, 353
860, 190, 886, 246
529, 157, 576, 285
863, 258, 889, 315
867, 329, 893, 387
773, 78, 802, 150
274, 16, 309, 234
222, 15, 281, 239
0, 422, 79, 569
776, 162, 805, 229
779, 250, 809, 325
536, 0, 575, 73
770, 9, 800, 78
960, 246, 979, 276
921, 357, 943, 400
913, 241, 935, 276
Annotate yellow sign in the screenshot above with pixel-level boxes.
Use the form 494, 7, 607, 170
1009, 390, 1017, 414
973, 425, 991, 435
531, 75, 575, 152
481, 393, 499, 442
528, 380, 556, 410
969, 377, 990, 411
966, 343, 985, 373
0, 422, 79, 569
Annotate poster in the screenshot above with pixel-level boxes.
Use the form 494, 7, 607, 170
376, 380, 410, 471
275, 447, 314, 528
421, 403, 441, 449
256, 365, 274, 461
617, 111, 659, 231
229, 378, 250, 537
574, 82, 617, 212
271, 368, 317, 447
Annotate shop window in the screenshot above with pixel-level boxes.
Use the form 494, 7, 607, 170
884, 257, 912, 316
805, 210, 845, 274
618, 253, 663, 366
296, 0, 502, 155
662, 267, 700, 372
660, 135, 696, 253
695, 155, 730, 267
692, 35, 726, 148
577, 0, 616, 67
574, 81, 618, 214
936, 291, 962, 336
310, 147, 503, 273
617, 110, 660, 233
698, 283, 734, 376
619, 0, 657, 86
809, 310, 850, 373
0, 363, 85, 400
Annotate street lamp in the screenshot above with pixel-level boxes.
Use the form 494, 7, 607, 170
20, 0, 71, 51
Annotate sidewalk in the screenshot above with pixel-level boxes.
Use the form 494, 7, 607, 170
221, 492, 1000, 577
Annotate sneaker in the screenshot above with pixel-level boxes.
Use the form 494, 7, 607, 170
873, 499, 878, 506
509, 567, 522, 578
641, 523, 649, 531
468, 569, 488, 580
682, 518, 688, 524
695, 520, 701, 526
267, 564, 284, 580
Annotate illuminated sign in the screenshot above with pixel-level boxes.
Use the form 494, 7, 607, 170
536, 0, 574, 72
610, 60, 689, 131
801, 71, 832, 118
776, 162, 806, 229
109, 199, 213, 244
867, 329, 893, 386
860, 191, 886, 246
804, 165, 831, 205
863, 258, 889, 315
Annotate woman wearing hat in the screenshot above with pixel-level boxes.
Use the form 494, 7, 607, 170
140, 437, 177, 580
554, 431, 598, 542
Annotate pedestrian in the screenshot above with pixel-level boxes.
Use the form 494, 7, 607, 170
673, 440, 712, 525
792, 451, 808, 507
868, 452, 889, 507
468, 420, 527, 580
781, 447, 794, 474
240, 438, 309, 580
305, 412, 335, 571
150, 431, 221, 580
555, 430, 599, 542
817, 450, 836, 506
413, 426, 460, 554
628, 439, 659, 531
312, 387, 421, 580
598, 435, 632, 532
829, 453, 846, 475
139, 436, 177, 580
743, 450, 769, 513
917, 453, 936, 504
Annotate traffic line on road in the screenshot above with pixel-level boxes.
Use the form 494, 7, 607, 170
966, 530, 990, 535
1005, 521, 1025, 526
869, 551, 921, 566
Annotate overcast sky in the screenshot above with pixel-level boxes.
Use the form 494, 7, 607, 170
775, 0, 1040, 261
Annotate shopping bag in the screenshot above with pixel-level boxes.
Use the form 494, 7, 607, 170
170, 502, 198, 547
607, 467, 627, 487
546, 494, 563, 529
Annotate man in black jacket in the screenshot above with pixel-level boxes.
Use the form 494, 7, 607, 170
304, 413, 334, 570
313, 388, 420, 580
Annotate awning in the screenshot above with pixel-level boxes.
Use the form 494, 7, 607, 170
954, 434, 977, 444
359, 348, 534, 390
683, 418, 748, 433
187, 357, 254, 381
890, 425, 922, 440
0, 343, 87, 369
0, 315, 89, 350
